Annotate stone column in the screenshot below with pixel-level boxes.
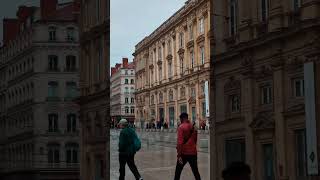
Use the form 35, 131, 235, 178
174, 86, 179, 127
240, 58, 256, 179
272, 60, 288, 179
195, 81, 200, 126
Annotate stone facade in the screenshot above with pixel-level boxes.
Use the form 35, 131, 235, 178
210, 0, 320, 180
78, 0, 110, 179
0, 1, 81, 180
134, 0, 211, 129
110, 58, 135, 126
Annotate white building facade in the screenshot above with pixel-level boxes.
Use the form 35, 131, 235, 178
111, 58, 135, 126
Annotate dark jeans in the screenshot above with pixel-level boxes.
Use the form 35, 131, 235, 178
174, 155, 201, 180
119, 153, 141, 180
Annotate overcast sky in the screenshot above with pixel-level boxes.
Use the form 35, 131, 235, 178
110, 0, 186, 67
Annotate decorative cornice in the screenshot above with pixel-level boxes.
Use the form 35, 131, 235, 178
178, 48, 185, 56
250, 111, 275, 132
224, 76, 241, 92
187, 40, 195, 49
196, 34, 205, 44
254, 65, 273, 80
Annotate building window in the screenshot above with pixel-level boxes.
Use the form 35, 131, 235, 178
191, 88, 196, 98
48, 26, 56, 41
179, 33, 184, 48
261, 85, 272, 105
66, 55, 76, 71
229, 0, 238, 36
293, 78, 304, 97
131, 79, 134, 84
97, 39, 103, 82
180, 58, 184, 74
125, 87, 129, 93
199, 17, 204, 34
48, 144, 60, 163
66, 27, 75, 41
125, 107, 129, 114
225, 139, 246, 167
261, 0, 269, 22
159, 66, 162, 80
192, 107, 196, 122
66, 144, 78, 164
169, 90, 174, 101
48, 113, 58, 132
125, 70, 128, 75
158, 47, 162, 60
130, 87, 134, 93
168, 63, 172, 78
189, 24, 193, 40
151, 95, 154, 105
125, 79, 129, 84
66, 82, 77, 99
295, 129, 307, 177
125, 98, 129, 104
190, 51, 195, 69
293, 0, 301, 12
200, 46, 205, 65
159, 92, 163, 103
202, 102, 206, 118
231, 94, 240, 113
48, 81, 58, 98
263, 144, 275, 180
96, 0, 101, 22
180, 87, 186, 98
180, 105, 187, 114
67, 114, 77, 133
168, 40, 172, 54
130, 107, 135, 114
48, 55, 58, 71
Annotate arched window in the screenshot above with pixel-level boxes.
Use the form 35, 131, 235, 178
66, 55, 76, 71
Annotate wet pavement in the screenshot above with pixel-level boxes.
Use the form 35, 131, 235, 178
110, 129, 210, 180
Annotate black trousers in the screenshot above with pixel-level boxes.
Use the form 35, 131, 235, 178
119, 153, 141, 180
174, 155, 201, 180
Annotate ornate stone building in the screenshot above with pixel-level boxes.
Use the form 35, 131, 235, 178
78, 0, 110, 179
210, 0, 320, 180
0, 1, 81, 180
134, 0, 211, 129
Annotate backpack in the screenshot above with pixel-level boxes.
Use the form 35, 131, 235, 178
132, 130, 141, 152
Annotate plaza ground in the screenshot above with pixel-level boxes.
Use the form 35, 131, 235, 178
110, 129, 210, 180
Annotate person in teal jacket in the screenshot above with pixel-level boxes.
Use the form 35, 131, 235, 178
118, 119, 143, 180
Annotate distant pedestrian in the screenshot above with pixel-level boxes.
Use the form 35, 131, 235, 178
118, 119, 143, 180
174, 113, 201, 180
222, 162, 251, 180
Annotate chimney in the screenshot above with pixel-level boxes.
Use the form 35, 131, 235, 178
111, 67, 117, 76
122, 58, 129, 68
115, 63, 121, 69
40, 0, 57, 19
3, 19, 20, 46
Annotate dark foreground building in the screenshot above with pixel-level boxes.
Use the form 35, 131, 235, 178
210, 0, 320, 180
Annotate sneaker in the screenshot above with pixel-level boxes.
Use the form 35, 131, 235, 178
139, 178, 143, 180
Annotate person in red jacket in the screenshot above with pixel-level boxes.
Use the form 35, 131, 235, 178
174, 112, 201, 180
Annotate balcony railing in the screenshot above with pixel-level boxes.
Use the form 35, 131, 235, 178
46, 97, 61, 102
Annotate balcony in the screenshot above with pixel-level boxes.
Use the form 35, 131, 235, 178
64, 68, 78, 72
46, 97, 61, 102
47, 68, 60, 72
